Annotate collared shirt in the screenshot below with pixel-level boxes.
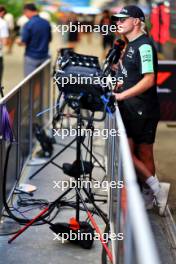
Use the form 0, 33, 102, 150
22, 15, 52, 59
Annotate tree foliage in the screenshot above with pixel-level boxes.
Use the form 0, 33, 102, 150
0, 0, 24, 19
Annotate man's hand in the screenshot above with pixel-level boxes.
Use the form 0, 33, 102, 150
1, 37, 9, 46
113, 81, 123, 93
114, 93, 124, 101
111, 64, 118, 71
16, 38, 25, 46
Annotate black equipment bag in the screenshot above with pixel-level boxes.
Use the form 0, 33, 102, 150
55, 51, 104, 96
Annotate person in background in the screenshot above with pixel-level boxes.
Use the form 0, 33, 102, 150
39, 10, 51, 22
81, 14, 95, 44
67, 12, 80, 50
16, 3, 52, 76
0, 5, 9, 87
100, 10, 115, 59
4, 12, 15, 54
16, 14, 29, 36
57, 12, 69, 46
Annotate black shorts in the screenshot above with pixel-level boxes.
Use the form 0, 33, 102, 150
123, 118, 159, 144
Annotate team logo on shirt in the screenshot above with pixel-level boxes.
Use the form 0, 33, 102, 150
120, 63, 128, 77
126, 47, 135, 59
139, 44, 154, 74
141, 50, 152, 63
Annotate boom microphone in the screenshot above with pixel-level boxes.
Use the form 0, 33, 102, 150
106, 39, 125, 64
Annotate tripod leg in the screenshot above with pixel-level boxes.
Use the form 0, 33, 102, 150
76, 184, 80, 222
8, 187, 73, 243
82, 186, 108, 225
8, 206, 49, 244
82, 142, 106, 172
54, 186, 73, 204
29, 137, 76, 180
75, 187, 112, 263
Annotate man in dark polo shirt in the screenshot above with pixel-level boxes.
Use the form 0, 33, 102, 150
17, 3, 52, 76
111, 5, 170, 215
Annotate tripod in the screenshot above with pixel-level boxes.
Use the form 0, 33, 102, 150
29, 98, 106, 191
29, 97, 107, 207
8, 102, 112, 261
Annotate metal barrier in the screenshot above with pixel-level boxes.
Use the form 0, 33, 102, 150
0, 59, 52, 217
106, 106, 161, 264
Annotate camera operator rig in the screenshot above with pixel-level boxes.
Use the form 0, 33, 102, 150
4, 41, 125, 262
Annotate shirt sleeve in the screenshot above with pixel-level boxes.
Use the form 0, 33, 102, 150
139, 44, 154, 74
0, 20, 9, 38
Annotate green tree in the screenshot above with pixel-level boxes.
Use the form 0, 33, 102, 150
0, 0, 24, 19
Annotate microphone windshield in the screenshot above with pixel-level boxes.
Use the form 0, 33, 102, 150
113, 39, 125, 51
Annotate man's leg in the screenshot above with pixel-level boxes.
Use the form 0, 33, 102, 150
24, 56, 38, 77
128, 138, 170, 215
137, 143, 155, 176
24, 56, 48, 77
128, 138, 152, 181
136, 143, 156, 209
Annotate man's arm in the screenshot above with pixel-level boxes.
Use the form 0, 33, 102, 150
1, 37, 8, 45
16, 22, 30, 46
115, 73, 155, 101
115, 43, 156, 101
0, 20, 9, 46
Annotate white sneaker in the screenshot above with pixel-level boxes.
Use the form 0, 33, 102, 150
154, 182, 170, 216
142, 188, 154, 210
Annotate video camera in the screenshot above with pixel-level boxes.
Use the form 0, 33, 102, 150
54, 40, 125, 113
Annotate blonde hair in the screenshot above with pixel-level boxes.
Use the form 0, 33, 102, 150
140, 21, 149, 35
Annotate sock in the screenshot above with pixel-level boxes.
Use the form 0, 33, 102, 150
154, 174, 158, 179
145, 176, 160, 195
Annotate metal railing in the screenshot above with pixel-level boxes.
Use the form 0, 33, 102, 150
106, 106, 161, 264
0, 59, 52, 217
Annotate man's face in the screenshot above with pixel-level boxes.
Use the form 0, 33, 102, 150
0, 11, 5, 18
116, 17, 137, 35
23, 9, 33, 19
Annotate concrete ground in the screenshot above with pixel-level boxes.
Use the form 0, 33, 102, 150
0, 136, 107, 264
0, 31, 176, 263
0, 129, 175, 264
155, 122, 176, 219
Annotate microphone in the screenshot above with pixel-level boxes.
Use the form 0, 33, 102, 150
106, 39, 125, 64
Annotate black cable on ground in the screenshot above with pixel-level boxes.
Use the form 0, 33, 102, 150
1, 143, 57, 228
